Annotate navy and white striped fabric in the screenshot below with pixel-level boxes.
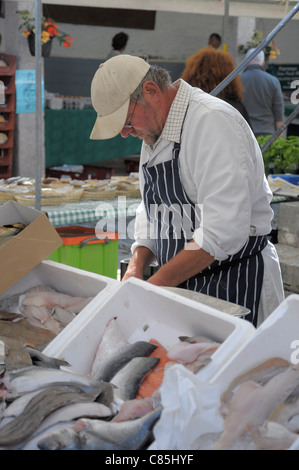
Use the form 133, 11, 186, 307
142, 142, 267, 326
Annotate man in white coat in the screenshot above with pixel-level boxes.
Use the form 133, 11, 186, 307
90, 55, 284, 327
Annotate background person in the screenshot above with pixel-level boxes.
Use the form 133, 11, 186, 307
106, 32, 129, 60
90, 55, 284, 327
208, 33, 222, 49
181, 46, 251, 125
241, 48, 285, 137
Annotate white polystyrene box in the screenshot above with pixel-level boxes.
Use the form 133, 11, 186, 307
0, 259, 119, 348
210, 294, 299, 392
43, 277, 256, 380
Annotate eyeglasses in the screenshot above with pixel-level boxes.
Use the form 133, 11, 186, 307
123, 96, 139, 130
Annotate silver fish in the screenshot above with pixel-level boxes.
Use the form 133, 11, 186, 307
2, 366, 104, 396
37, 406, 162, 450
0, 384, 103, 448
25, 347, 71, 369
36, 402, 112, 434
1, 389, 44, 424
93, 341, 157, 382
21, 421, 75, 450
90, 317, 129, 378
111, 357, 160, 401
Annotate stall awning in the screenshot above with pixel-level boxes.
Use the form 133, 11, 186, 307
7, 0, 299, 20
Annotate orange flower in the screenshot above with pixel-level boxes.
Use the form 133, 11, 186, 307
22, 29, 31, 37
63, 35, 74, 48
47, 25, 58, 36
41, 30, 51, 43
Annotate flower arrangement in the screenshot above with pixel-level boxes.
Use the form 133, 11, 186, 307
238, 30, 280, 60
16, 9, 73, 48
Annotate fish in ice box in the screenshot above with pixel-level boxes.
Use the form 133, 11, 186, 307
37, 406, 162, 450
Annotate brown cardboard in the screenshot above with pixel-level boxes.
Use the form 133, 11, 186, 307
0, 200, 62, 295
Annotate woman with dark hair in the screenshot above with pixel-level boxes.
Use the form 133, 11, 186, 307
182, 46, 251, 125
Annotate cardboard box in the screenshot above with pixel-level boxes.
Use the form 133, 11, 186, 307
0, 201, 63, 295
43, 277, 255, 380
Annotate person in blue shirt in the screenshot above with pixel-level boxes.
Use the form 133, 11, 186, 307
241, 48, 285, 137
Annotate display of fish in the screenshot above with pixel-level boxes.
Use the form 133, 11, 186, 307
167, 341, 220, 364
21, 290, 93, 314
267, 397, 299, 433
51, 306, 76, 327
111, 357, 160, 401
25, 347, 70, 369
112, 397, 158, 423
0, 336, 32, 370
36, 401, 112, 434
248, 420, 299, 450
0, 384, 104, 448
1, 366, 108, 397
90, 317, 130, 378
0, 285, 94, 341
213, 362, 299, 450
220, 357, 291, 414
0, 318, 55, 350
21, 305, 62, 335
93, 341, 157, 382
37, 406, 162, 450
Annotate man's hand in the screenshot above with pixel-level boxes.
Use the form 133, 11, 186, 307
121, 246, 156, 282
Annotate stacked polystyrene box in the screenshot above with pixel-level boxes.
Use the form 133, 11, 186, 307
44, 277, 256, 380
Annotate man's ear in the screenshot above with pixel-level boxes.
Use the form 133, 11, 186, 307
142, 81, 161, 101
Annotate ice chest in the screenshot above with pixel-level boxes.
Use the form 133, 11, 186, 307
0, 259, 119, 324
44, 277, 255, 382
0, 200, 62, 295
47, 226, 118, 279
210, 294, 299, 392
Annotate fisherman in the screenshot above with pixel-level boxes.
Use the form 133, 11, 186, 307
90, 55, 284, 327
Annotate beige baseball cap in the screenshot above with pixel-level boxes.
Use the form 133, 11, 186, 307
90, 55, 150, 140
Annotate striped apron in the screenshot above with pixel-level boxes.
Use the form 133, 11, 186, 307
142, 142, 267, 326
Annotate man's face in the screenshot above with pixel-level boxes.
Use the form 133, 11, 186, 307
208, 36, 220, 49
121, 95, 165, 146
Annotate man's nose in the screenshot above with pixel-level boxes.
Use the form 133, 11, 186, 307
120, 127, 133, 138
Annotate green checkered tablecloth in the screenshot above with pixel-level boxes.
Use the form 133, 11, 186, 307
45, 198, 141, 227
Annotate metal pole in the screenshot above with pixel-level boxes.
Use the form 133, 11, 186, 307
35, 0, 42, 211
261, 104, 299, 153
211, 1, 299, 97
222, 0, 230, 52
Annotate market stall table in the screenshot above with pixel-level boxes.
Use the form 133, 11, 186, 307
44, 197, 141, 227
